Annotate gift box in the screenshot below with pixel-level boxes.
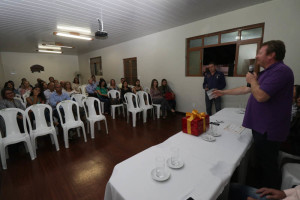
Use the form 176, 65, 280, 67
182, 110, 210, 136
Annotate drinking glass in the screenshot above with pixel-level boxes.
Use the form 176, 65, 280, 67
155, 156, 165, 178
170, 147, 180, 166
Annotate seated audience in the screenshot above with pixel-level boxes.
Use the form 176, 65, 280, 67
72, 77, 80, 93
26, 86, 46, 106
42, 82, 48, 92
159, 79, 176, 110
4, 80, 19, 95
96, 79, 110, 114
19, 80, 32, 96
44, 82, 55, 103
108, 79, 119, 91
118, 78, 125, 89
120, 80, 132, 103
91, 75, 98, 86
64, 81, 77, 96
0, 87, 26, 136
86, 78, 97, 97
49, 76, 55, 83
132, 79, 143, 94
150, 79, 174, 119
49, 84, 70, 124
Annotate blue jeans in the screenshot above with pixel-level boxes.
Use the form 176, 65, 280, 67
229, 183, 268, 200
205, 92, 221, 116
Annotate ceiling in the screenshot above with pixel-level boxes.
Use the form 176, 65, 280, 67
0, 0, 271, 55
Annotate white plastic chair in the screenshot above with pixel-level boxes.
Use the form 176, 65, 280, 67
124, 93, 143, 127
15, 94, 22, 98
82, 97, 108, 138
25, 104, 59, 157
137, 91, 154, 123
144, 87, 150, 93
22, 92, 31, 106
14, 96, 26, 108
281, 163, 300, 190
79, 84, 88, 96
149, 95, 161, 119
107, 90, 124, 119
0, 108, 35, 170
71, 94, 86, 108
56, 100, 87, 148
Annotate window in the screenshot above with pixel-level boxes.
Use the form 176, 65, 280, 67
186, 23, 264, 77
90, 56, 102, 76
123, 57, 137, 85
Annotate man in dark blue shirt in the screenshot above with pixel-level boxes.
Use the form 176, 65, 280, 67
203, 62, 226, 115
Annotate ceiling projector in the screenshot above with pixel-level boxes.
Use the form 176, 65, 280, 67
95, 18, 108, 39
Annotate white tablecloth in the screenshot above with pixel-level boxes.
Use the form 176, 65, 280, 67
104, 108, 253, 200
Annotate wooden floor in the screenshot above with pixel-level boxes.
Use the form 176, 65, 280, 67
0, 112, 184, 200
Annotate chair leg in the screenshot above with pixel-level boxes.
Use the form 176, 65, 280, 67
90, 121, 95, 139
143, 110, 147, 123
81, 124, 87, 142
76, 127, 81, 137
122, 106, 125, 117
103, 118, 108, 134
50, 134, 54, 144
112, 107, 116, 119
25, 137, 35, 160
51, 131, 60, 151
132, 113, 136, 127
31, 137, 37, 158
63, 128, 69, 148
0, 145, 7, 170
24, 142, 29, 153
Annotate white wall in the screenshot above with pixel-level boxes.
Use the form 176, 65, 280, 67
1, 52, 79, 87
0, 53, 5, 88
78, 0, 300, 113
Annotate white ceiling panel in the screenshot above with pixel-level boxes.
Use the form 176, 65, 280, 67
0, 0, 271, 55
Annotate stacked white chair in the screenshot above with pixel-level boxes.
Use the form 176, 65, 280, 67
124, 93, 143, 127
56, 100, 87, 148
107, 90, 124, 119
25, 104, 59, 157
79, 84, 88, 96
71, 94, 86, 108
82, 97, 108, 139
13, 96, 26, 108
22, 91, 31, 106
136, 91, 154, 123
0, 108, 35, 170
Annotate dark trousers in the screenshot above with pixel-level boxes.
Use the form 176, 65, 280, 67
98, 96, 110, 113
252, 130, 281, 189
167, 99, 176, 110
205, 93, 221, 116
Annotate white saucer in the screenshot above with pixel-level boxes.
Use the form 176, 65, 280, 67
151, 168, 171, 181
208, 131, 221, 137
167, 158, 184, 169
201, 135, 216, 142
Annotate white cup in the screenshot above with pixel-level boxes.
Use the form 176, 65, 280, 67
170, 147, 180, 166
155, 156, 165, 178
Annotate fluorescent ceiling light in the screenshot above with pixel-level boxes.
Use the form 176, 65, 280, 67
38, 49, 62, 54
54, 32, 93, 41
40, 43, 73, 49
38, 45, 61, 50
57, 26, 91, 34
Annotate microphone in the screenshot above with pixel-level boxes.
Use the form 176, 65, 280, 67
247, 65, 254, 87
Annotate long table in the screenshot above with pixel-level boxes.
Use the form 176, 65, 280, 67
104, 108, 253, 200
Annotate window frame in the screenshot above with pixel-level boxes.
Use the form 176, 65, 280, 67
186, 23, 264, 77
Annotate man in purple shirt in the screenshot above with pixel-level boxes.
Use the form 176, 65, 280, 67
213, 40, 294, 189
